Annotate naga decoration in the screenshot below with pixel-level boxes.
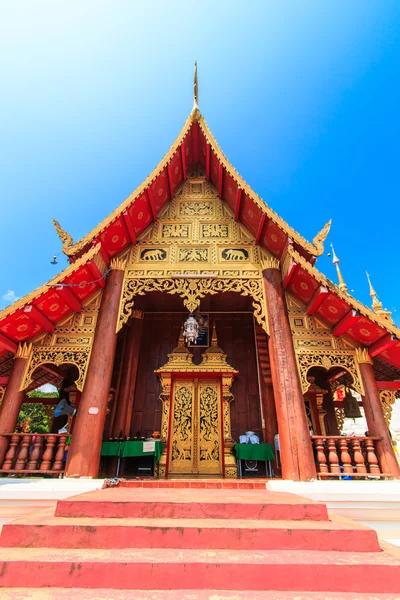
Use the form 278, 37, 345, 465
52, 219, 88, 257
312, 219, 332, 257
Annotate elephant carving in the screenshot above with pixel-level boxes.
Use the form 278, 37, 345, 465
222, 248, 249, 261
140, 248, 167, 261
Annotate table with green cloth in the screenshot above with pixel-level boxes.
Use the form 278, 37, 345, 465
101, 441, 164, 476
234, 443, 274, 478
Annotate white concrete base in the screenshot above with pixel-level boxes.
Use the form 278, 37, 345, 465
0, 478, 105, 530
266, 479, 400, 547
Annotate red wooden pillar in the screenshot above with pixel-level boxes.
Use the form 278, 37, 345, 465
263, 259, 316, 481
357, 350, 400, 478
0, 344, 32, 466
112, 310, 144, 438
65, 258, 126, 478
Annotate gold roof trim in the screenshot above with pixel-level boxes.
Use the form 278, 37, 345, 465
57, 109, 330, 259
0, 243, 103, 322
198, 118, 331, 257
288, 246, 400, 339
55, 116, 194, 257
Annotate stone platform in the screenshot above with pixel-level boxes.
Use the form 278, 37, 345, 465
0, 481, 400, 597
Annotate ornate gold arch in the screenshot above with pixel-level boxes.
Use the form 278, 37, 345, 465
20, 292, 101, 392
296, 350, 364, 396
21, 346, 91, 392
379, 389, 399, 427
117, 276, 268, 334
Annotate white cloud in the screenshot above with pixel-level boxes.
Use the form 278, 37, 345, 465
2, 290, 19, 305
37, 383, 58, 393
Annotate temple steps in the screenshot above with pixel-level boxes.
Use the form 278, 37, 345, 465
0, 510, 380, 552
1, 546, 400, 593
1, 487, 400, 594
55, 488, 329, 520
0, 590, 399, 600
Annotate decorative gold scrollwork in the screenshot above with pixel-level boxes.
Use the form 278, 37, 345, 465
379, 389, 398, 427
118, 276, 268, 333
296, 350, 364, 396
21, 346, 91, 392
334, 407, 345, 433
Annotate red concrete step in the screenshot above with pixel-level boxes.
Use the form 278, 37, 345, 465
0, 509, 380, 552
1, 589, 398, 600
0, 546, 400, 593
55, 488, 329, 521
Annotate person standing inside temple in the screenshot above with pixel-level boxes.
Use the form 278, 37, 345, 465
51, 379, 77, 433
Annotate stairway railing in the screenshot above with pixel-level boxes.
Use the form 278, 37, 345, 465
0, 433, 69, 475
311, 435, 392, 479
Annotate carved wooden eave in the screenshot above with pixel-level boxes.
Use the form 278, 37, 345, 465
0, 244, 108, 358
283, 246, 400, 371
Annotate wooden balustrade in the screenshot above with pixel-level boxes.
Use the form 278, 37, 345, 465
0, 433, 70, 476
311, 436, 392, 479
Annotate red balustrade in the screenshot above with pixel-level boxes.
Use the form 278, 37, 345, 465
0, 433, 70, 476
311, 436, 391, 479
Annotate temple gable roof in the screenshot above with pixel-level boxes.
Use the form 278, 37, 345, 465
1, 67, 400, 380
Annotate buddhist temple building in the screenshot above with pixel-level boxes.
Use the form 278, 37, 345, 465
0, 64, 399, 482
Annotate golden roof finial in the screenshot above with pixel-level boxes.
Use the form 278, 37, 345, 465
366, 272, 393, 322
211, 321, 218, 347
190, 60, 201, 122
178, 326, 185, 347
330, 244, 348, 292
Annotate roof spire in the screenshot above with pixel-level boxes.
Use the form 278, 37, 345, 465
366, 272, 393, 322
191, 61, 201, 122
330, 244, 348, 292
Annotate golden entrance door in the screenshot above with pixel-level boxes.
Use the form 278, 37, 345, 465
168, 378, 222, 475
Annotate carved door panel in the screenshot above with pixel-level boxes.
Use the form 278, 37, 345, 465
197, 380, 221, 475
169, 378, 222, 475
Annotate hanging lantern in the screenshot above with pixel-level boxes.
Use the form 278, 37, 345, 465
183, 314, 199, 344
343, 387, 362, 419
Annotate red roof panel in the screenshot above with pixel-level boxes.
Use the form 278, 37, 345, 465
150, 170, 170, 213
222, 172, 238, 213
127, 192, 152, 235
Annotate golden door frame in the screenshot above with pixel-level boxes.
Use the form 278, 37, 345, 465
155, 326, 239, 478
168, 375, 223, 476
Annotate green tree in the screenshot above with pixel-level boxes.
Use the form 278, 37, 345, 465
16, 391, 59, 433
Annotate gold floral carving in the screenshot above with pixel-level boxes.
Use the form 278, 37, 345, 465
16, 343, 32, 360
335, 407, 345, 433
110, 257, 127, 272
296, 351, 364, 396
260, 254, 280, 271
21, 346, 90, 392
119, 276, 267, 333
355, 348, 372, 365
0, 386, 6, 405
379, 389, 397, 427
179, 248, 208, 262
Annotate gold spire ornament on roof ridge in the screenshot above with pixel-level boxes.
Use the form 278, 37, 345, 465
312, 219, 332, 255
52, 219, 88, 257
190, 60, 201, 122
366, 271, 393, 323
330, 243, 348, 292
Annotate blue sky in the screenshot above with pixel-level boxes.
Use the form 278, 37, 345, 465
1, 1, 399, 324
